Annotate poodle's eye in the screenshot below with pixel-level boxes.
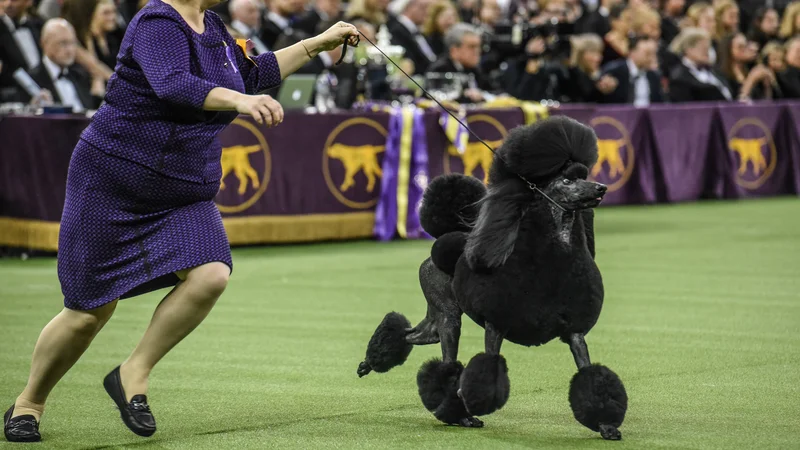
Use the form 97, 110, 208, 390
563, 178, 573, 185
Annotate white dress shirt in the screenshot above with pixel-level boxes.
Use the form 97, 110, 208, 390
43, 56, 85, 112
3, 15, 41, 70
627, 59, 651, 107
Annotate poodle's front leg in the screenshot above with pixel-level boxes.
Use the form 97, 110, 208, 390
457, 322, 511, 420
565, 333, 628, 441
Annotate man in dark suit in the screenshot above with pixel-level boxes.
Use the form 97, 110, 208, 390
22, 19, 99, 111
600, 36, 665, 106
261, 0, 305, 49
0, 0, 44, 96
295, 0, 342, 36
429, 23, 494, 103
668, 29, 732, 102
386, 0, 437, 74
228, 0, 270, 55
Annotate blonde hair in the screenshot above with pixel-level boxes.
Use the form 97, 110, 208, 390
779, 2, 800, 39
346, 0, 387, 26
760, 41, 784, 61
713, 0, 738, 39
630, 5, 660, 35
422, 0, 459, 36
686, 2, 712, 25
569, 33, 604, 73
669, 27, 710, 55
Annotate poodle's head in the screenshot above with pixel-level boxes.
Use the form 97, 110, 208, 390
536, 162, 607, 211
487, 115, 606, 211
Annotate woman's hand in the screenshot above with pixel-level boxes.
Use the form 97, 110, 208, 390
236, 94, 284, 127
311, 21, 360, 54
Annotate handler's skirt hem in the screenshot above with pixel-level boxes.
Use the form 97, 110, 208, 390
57, 140, 233, 311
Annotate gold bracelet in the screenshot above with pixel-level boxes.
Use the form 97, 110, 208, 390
300, 40, 314, 59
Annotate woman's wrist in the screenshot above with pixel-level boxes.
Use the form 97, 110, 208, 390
302, 37, 323, 59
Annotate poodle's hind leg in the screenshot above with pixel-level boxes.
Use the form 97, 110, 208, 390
405, 304, 441, 346
565, 333, 628, 440
458, 322, 511, 419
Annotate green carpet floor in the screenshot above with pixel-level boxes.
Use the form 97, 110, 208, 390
1, 198, 799, 449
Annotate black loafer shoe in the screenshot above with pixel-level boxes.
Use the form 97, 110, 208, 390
103, 366, 156, 437
4, 406, 41, 443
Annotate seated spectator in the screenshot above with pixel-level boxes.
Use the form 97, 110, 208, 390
668, 27, 732, 102
578, 0, 622, 37
503, 36, 563, 102
560, 33, 618, 103
682, 2, 716, 63
747, 7, 780, 49
387, 0, 437, 74
717, 31, 774, 100
777, 37, 800, 99
0, 0, 44, 76
778, 2, 800, 42
760, 41, 785, 74
61, 0, 122, 70
24, 19, 100, 111
295, 0, 343, 36
429, 23, 493, 103
602, 4, 630, 66
345, 0, 389, 30
422, 0, 459, 56
600, 35, 664, 106
713, 0, 738, 39
228, 0, 270, 55
261, 0, 306, 49
659, 0, 685, 45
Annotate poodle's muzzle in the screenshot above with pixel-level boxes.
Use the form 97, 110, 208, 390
546, 178, 608, 211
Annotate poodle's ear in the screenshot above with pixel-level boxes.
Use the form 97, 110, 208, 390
464, 194, 525, 271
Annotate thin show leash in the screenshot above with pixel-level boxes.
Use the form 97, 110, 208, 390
335, 32, 567, 212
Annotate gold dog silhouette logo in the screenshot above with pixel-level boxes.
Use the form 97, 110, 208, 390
323, 118, 388, 209
589, 116, 635, 192
727, 118, 777, 189
215, 118, 271, 214
443, 115, 507, 183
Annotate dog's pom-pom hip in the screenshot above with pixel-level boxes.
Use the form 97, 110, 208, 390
458, 353, 510, 416
568, 364, 628, 439
420, 174, 486, 238
358, 312, 413, 377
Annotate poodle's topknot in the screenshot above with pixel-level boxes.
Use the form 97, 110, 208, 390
489, 116, 598, 185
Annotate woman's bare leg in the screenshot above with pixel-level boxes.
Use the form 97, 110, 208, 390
118, 262, 229, 400
12, 300, 118, 420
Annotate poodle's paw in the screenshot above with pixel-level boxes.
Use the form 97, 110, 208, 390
568, 364, 628, 434
599, 424, 622, 440
458, 353, 510, 417
356, 361, 372, 378
416, 359, 472, 425
458, 417, 484, 428
360, 312, 414, 375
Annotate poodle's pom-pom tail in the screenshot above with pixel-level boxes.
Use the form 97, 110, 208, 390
569, 364, 628, 440
357, 312, 413, 378
431, 231, 467, 276
458, 353, 510, 416
417, 359, 470, 425
420, 174, 486, 238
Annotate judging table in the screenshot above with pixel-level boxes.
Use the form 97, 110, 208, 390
2, 101, 799, 250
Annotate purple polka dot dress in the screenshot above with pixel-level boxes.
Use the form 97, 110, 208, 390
58, 0, 282, 310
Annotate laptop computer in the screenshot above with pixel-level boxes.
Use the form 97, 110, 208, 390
277, 74, 317, 110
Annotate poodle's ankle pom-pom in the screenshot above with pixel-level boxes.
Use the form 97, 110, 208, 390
458, 353, 510, 416
358, 312, 413, 377
417, 359, 469, 424
431, 231, 468, 276
420, 174, 486, 238
569, 364, 628, 433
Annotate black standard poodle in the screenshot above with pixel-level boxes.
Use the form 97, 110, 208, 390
356, 115, 628, 440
